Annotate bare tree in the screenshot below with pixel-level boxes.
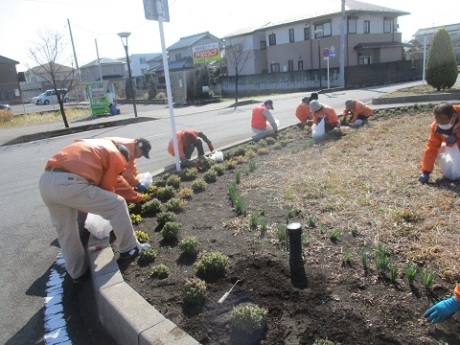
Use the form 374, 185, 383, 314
223, 38, 252, 108
29, 30, 77, 128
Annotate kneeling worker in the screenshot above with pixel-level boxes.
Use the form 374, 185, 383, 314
167, 129, 214, 167
309, 100, 340, 132
342, 99, 373, 127
251, 100, 279, 135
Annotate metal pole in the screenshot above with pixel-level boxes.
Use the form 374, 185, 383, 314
67, 18, 82, 101
422, 35, 427, 85
124, 44, 138, 118
318, 38, 322, 90
156, 0, 181, 172
339, 0, 346, 88
327, 57, 330, 89
287, 222, 307, 288
95, 39, 103, 82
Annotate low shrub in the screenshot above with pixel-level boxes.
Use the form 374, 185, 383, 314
191, 179, 207, 192
130, 214, 142, 225
160, 221, 182, 241
177, 187, 194, 200
166, 174, 181, 189
141, 198, 162, 216
180, 167, 198, 182
230, 304, 268, 333
150, 263, 170, 279
156, 211, 178, 228
195, 251, 229, 280
204, 170, 217, 183
183, 278, 207, 305
138, 248, 157, 264
179, 236, 200, 256
156, 186, 176, 202
164, 197, 187, 213
210, 164, 225, 176
135, 230, 150, 243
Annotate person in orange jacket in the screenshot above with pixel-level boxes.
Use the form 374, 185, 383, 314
167, 129, 214, 166
309, 100, 340, 132
418, 102, 460, 183
342, 99, 373, 127
251, 100, 279, 135
295, 97, 313, 126
424, 284, 460, 323
39, 139, 141, 282
104, 137, 151, 203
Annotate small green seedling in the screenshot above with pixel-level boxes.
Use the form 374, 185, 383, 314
179, 236, 200, 256
183, 278, 207, 306
404, 263, 417, 285
421, 270, 436, 290
150, 263, 170, 279
160, 221, 182, 241
249, 214, 259, 229
230, 304, 268, 334
138, 248, 157, 264
389, 265, 398, 283
329, 230, 340, 241
341, 252, 352, 267
361, 252, 370, 272
276, 225, 287, 244
191, 179, 207, 193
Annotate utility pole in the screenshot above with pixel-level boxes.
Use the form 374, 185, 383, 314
339, 0, 346, 88
95, 39, 103, 82
67, 18, 82, 101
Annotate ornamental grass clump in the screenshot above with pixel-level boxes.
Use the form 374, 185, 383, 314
421, 270, 436, 290
230, 304, 268, 334
156, 186, 176, 202
404, 263, 418, 285
233, 146, 246, 157
210, 164, 225, 176
179, 236, 201, 256
138, 248, 157, 265
177, 187, 194, 200
141, 198, 162, 216
180, 167, 198, 182
135, 230, 149, 243
160, 221, 182, 241
191, 179, 207, 193
228, 182, 246, 215
195, 251, 229, 280
150, 263, 170, 279
183, 278, 207, 306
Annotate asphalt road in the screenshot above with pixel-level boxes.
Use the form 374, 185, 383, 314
0, 81, 423, 345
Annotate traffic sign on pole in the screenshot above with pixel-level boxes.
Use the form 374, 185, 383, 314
322, 47, 330, 59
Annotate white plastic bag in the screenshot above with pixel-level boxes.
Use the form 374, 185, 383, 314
209, 150, 224, 162
439, 144, 460, 180
312, 118, 325, 140
85, 213, 112, 240
137, 172, 153, 187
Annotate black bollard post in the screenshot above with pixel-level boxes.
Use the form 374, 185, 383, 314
287, 222, 307, 288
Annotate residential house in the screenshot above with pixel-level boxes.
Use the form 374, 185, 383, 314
151, 31, 222, 105
21, 62, 76, 101
0, 56, 21, 104
119, 53, 162, 92
80, 58, 125, 97
222, 0, 411, 91
413, 23, 460, 63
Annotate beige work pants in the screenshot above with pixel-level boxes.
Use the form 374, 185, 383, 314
39, 170, 137, 279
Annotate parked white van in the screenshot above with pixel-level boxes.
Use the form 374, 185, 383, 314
31, 89, 69, 105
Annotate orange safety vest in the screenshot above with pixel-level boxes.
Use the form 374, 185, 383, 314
252, 105, 267, 129
167, 129, 199, 159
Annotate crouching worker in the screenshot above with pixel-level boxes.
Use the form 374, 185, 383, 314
295, 97, 313, 127
168, 129, 214, 168
104, 137, 152, 203
251, 99, 279, 135
39, 140, 142, 283
342, 99, 373, 127
424, 284, 460, 323
418, 102, 460, 184
309, 100, 340, 132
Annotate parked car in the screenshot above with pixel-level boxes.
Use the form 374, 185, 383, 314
0, 104, 13, 121
31, 89, 69, 105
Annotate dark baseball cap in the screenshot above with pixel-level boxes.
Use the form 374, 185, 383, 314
137, 138, 151, 159
264, 99, 274, 110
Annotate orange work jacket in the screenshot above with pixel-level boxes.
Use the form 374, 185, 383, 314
167, 129, 200, 159
45, 139, 127, 192
295, 102, 312, 124
251, 105, 268, 129
421, 105, 460, 173
313, 104, 339, 127
343, 100, 373, 123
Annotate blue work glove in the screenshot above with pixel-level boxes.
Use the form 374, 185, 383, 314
424, 296, 460, 323
418, 172, 430, 184
136, 182, 147, 193
446, 133, 457, 144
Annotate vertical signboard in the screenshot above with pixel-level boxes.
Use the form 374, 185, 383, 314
86, 81, 110, 116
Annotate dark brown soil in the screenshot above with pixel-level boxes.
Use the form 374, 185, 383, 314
118, 110, 460, 345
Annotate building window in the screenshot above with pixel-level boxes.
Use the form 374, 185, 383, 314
364, 21, 370, 34
269, 33, 276, 46
304, 27, 310, 40
288, 60, 294, 71
384, 18, 392, 33
358, 54, 371, 65
260, 40, 267, 50
348, 18, 357, 34
289, 28, 295, 42
270, 63, 280, 73
314, 22, 332, 37
298, 60, 304, 71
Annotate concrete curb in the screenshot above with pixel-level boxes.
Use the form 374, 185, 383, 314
88, 235, 201, 345
372, 93, 460, 105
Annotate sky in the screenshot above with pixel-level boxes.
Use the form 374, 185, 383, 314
2, 0, 460, 72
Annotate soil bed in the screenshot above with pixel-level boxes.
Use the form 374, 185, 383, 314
118, 105, 460, 345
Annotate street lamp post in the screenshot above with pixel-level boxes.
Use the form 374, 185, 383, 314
315, 30, 323, 90
117, 32, 138, 118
